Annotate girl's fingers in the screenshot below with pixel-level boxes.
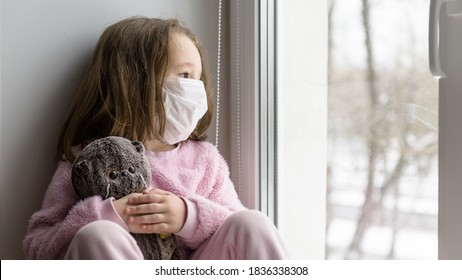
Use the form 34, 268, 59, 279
129, 222, 171, 235
142, 223, 170, 234
127, 192, 166, 204
128, 213, 166, 224
125, 203, 165, 215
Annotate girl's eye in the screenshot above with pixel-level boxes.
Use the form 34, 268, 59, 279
178, 73, 189, 78
128, 166, 136, 173
109, 171, 119, 180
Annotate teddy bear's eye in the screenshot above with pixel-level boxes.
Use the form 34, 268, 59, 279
109, 171, 119, 180
128, 166, 136, 174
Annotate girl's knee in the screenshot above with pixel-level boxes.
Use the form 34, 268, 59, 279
224, 210, 275, 233
230, 209, 271, 223
67, 220, 143, 259
72, 220, 124, 244
216, 210, 288, 259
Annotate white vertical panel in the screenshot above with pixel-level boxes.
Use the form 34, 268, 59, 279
277, 0, 327, 259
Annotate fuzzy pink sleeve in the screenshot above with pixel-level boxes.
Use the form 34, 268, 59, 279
23, 160, 112, 259
177, 143, 246, 251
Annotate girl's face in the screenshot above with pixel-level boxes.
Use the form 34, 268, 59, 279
166, 32, 202, 80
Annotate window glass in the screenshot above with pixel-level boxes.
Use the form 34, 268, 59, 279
327, 0, 438, 259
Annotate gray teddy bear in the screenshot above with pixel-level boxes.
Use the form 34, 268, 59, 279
71, 136, 181, 260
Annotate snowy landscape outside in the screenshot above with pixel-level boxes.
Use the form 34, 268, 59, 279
327, 0, 438, 259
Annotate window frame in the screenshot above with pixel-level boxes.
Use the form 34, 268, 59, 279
228, 0, 328, 259
437, 4, 462, 259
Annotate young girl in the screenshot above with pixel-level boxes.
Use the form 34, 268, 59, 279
23, 17, 288, 260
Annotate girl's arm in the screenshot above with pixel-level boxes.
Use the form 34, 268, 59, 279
177, 143, 246, 250
23, 160, 120, 259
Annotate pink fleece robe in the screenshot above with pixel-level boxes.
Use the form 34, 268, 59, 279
23, 140, 246, 259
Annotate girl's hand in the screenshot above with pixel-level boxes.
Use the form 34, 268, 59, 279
124, 189, 186, 234
112, 193, 142, 226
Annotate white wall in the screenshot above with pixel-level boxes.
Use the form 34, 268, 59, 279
0, 0, 220, 259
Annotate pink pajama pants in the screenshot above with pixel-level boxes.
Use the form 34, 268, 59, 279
64, 210, 289, 260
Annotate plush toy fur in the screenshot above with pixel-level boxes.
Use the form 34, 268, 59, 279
71, 136, 181, 260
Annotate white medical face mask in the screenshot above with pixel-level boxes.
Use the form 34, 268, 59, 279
162, 77, 208, 145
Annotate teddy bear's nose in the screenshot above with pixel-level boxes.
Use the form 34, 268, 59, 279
121, 171, 129, 177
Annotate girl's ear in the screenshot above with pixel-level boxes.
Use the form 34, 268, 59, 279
132, 141, 145, 154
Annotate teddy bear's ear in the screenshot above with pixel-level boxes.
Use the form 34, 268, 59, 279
132, 141, 145, 154
73, 160, 90, 176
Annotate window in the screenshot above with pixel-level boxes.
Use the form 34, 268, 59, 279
227, 0, 456, 260
326, 0, 438, 259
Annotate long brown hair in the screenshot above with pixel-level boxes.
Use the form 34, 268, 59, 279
57, 17, 214, 162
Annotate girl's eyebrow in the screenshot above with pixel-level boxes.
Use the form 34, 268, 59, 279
173, 62, 195, 68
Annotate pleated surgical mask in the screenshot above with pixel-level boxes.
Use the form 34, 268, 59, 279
162, 77, 208, 145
